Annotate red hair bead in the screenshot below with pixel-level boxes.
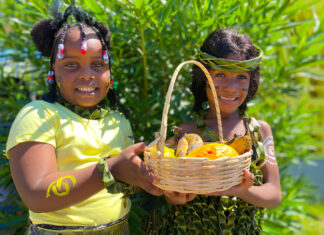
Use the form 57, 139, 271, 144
48, 71, 55, 85
57, 44, 64, 59
81, 41, 87, 55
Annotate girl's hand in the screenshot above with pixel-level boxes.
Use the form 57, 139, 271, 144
164, 191, 196, 205
207, 169, 254, 197
108, 142, 163, 196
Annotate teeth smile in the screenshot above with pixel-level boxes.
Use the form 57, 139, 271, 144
77, 88, 95, 92
219, 96, 236, 101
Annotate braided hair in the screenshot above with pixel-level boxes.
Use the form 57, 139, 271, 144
30, 3, 121, 111
191, 29, 260, 115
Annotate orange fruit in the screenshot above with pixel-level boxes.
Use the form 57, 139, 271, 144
186, 143, 238, 159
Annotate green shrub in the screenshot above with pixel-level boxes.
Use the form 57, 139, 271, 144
0, 0, 323, 234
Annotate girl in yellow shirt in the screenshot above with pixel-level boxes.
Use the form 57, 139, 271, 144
6, 2, 162, 234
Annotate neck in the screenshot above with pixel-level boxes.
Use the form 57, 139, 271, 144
205, 108, 240, 120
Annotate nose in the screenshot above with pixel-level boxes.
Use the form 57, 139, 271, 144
79, 67, 95, 81
223, 78, 238, 92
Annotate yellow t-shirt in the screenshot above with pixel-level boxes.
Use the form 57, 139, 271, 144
6, 100, 134, 226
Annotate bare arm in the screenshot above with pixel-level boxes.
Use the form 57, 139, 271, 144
9, 142, 162, 213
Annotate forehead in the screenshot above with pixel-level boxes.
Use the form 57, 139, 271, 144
64, 27, 101, 46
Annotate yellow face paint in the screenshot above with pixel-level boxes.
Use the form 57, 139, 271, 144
46, 175, 76, 198
56, 80, 61, 88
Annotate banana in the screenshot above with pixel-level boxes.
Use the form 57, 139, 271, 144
176, 133, 204, 157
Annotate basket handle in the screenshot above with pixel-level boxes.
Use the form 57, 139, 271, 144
158, 60, 223, 157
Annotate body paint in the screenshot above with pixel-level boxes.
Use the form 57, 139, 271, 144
263, 136, 277, 165
207, 84, 219, 89
56, 76, 63, 88
46, 175, 77, 198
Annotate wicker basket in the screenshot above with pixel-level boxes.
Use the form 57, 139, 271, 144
144, 60, 252, 194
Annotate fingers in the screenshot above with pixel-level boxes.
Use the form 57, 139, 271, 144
140, 180, 163, 196
243, 169, 255, 184
132, 142, 146, 155
164, 191, 196, 205
186, 193, 196, 202
138, 160, 159, 184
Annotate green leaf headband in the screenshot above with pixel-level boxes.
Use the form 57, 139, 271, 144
198, 46, 263, 73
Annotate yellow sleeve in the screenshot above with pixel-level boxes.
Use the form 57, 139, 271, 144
6, 101, 57, 158
124, 119, 134, 147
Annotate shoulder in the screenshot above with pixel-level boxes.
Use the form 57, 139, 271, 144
16, 100, 58, 119
256, 120, 273, 140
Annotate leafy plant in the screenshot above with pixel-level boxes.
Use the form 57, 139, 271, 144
0, 0, 323, 234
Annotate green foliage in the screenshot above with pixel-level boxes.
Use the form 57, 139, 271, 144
0, 0, 323, 234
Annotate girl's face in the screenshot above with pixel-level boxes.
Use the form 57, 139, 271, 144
54, 27, 110, 108
206, 54, 250, 116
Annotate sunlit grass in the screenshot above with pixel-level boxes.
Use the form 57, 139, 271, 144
301, 201, 324, 235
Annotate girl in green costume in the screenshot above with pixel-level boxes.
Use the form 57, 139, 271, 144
6, 2, 162, 234
143, 29, 281, 234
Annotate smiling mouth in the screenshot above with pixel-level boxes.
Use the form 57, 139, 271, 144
77, 88, 96, 92
219, 96, 238, 101
75, 87, 98, 95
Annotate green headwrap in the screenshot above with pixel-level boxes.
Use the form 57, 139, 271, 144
198, 46, 263, 72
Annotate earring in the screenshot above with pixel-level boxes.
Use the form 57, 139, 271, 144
103, 50, 109, 64
57, 44, 64, 59
108, 76, 118, 90
81, 41, 87, 55
48, 71, 55, 85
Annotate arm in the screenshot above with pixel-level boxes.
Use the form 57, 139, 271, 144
9, 142, 162, 213
208, 120, 282, 209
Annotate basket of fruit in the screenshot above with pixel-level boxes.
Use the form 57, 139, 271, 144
144, 60, 252, 194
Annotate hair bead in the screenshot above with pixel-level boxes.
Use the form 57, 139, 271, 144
48, 70, 55, 85
81, 40, 87, 54
57, 43, 64, 59
103, 50, 109, 64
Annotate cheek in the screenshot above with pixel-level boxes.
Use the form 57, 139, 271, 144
56, 76, 64, 88
241, 81, 250, 92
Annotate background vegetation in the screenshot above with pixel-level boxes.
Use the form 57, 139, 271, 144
0, 0, 323, 234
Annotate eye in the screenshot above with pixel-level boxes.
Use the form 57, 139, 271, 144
92, 61, 106, 69
215, 73, 225, 78
93, 62, 105, 68
64, 62, 78, 69
237, 74, 248, 80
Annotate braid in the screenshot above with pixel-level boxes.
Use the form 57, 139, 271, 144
77, 23, 86, 42
42, 81, 57, 103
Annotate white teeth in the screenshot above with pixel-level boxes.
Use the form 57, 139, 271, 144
77, 88, 95, 92
220, 96, 236, 101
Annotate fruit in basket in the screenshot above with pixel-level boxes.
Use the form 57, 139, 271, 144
225, 135, 252, 155
186, 143, 239, 159
176, 133, 204, 157
151, 146, 176, 158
